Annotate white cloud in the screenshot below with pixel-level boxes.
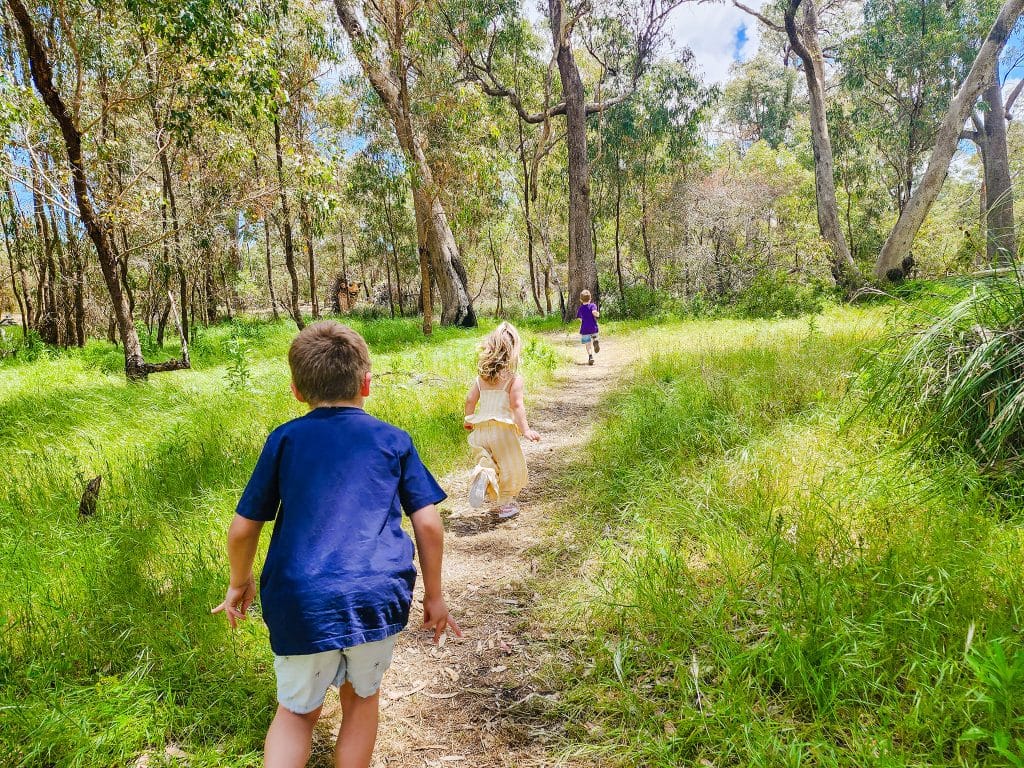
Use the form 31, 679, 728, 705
523, 0, 766, 87
666, 0, 766, 86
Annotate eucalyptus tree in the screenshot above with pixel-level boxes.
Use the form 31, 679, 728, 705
875, 0, 1024, 280
2, 0, 282, 376
333, 0, 476, 329
734, 0, 864, 292
445, 0, 685, 318
345, 145, 416, 318
722, 50, 797, 149
590, 58, 709, 303
842, 0, 985, 215
960, 46, 1024, 265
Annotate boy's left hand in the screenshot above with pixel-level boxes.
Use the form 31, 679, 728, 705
423, 594, 463, 644
212, 576, 257, 629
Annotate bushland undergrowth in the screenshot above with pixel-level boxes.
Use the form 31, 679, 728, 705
543, 307, 1024, 767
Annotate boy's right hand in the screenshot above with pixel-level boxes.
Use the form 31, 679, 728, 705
463, 419, 474, 431
212, 575, 257, 629
524, 428, 541, 442
423, 594, 463, 644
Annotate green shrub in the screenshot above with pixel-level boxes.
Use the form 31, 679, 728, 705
602, 283, 669, 319
732, 270, 829, 319
224, 334, 253, 392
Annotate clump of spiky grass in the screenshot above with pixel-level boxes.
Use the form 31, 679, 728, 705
860, 270, 1024, 478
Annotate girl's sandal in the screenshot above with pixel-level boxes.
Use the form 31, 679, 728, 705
492, 503, 520, 521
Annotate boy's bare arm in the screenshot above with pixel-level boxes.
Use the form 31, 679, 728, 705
212, 514, 264, 628
409, 505, 462, 643
509, 377, 540, 442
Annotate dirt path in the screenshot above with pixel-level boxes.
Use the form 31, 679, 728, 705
310, 331, 642, 768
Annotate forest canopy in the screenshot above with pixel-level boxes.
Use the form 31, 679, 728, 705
1, 0, 1023, 377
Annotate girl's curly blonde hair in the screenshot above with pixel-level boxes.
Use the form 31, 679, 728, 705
477, 322, 521, 383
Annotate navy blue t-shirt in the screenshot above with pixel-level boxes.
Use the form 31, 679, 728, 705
236, 406, 447, 656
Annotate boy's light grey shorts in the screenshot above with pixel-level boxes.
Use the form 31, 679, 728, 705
274, 635, 398, 714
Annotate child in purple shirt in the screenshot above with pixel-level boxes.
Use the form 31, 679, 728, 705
576, 289, 601, 365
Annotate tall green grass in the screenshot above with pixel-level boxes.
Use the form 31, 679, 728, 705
0, 316, 555, 767
543, 308, 1024, 767
860, 272, 1024, 480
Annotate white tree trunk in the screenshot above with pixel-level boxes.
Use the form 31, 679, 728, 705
874, 0, 1024, 280
333, 0, 475, 326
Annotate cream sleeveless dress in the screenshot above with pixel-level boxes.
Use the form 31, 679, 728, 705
465, 376, 528, 505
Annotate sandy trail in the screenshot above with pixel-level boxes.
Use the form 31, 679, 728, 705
311, 330, 641, 768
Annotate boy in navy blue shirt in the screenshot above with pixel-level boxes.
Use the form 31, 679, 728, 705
213, 321, 460, 768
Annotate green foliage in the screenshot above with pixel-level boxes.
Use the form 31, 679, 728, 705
732, 270, 829, 319
841, 0, 989, 210
962, 638, 1024, 766
127, 0, 284, 129
601, 283, 692, 320
722, 51, 797, 149
224, 335, 253, 392
859, 272, 1024, 478
0, 328, 48, 364
542, 308, 1023, 766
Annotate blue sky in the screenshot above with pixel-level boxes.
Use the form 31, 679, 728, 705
669, 3, 1024, 87
667, 0, 766, 85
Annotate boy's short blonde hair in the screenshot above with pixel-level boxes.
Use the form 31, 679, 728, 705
289, 321, 370, 404
477, 322, 521, 383
580, 290, 592, 302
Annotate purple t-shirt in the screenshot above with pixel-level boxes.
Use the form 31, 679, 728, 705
577, 302, 599, 335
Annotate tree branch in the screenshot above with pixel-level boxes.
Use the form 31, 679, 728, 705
733, 0, 785, 32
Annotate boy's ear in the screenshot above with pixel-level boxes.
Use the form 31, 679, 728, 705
361, 371, 372, 397
290, 381, 306, 403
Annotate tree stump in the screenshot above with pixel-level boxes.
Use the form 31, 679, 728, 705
79, 476, 101, 517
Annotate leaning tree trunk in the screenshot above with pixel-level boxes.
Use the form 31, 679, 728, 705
875, 0, 1024, 280
6, 0, 187, 379
333, 0, 475, 328
785, 0, 862, 292
550, 0, 599, 319
981, 70, 1016, 266
409, 181, 475, 326
273, 115, 305, 330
